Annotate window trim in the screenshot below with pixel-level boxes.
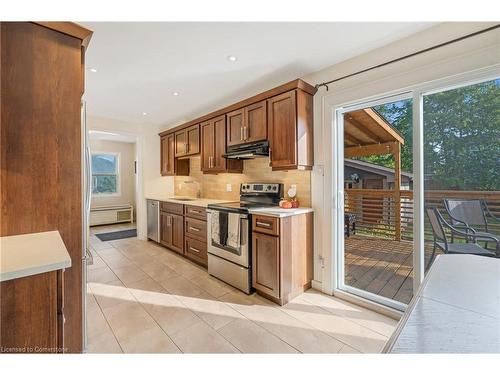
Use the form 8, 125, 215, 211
91, 151, 121, 197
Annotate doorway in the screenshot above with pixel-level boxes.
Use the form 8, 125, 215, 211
337, 94, 414, 311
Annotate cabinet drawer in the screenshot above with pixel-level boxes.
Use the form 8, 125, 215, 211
160, 201, 184, 215
184, 205, 207, 221
252, 215, 279, 236
185, 217, 207, 241
185, 237, 207, 267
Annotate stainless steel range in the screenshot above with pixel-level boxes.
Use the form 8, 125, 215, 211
206, 183, 283, 293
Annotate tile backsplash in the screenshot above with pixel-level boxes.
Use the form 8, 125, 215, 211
174, 156, 311, 207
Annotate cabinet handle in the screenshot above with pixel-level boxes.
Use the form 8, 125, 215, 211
240, 127, 243, 141
244, 126, 248, 140
167, 216, 172, 226
189, 246, 200, 253
185, 143, 189, 153
189, 226, 201, 232
256, 221, 271, 228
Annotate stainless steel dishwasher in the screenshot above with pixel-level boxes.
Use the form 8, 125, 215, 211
147, 199, 160, 242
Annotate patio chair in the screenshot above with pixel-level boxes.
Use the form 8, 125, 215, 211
443, 198, 500, 251
425, 207, 498, 270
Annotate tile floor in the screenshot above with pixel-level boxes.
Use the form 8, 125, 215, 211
86, 223, 398, 353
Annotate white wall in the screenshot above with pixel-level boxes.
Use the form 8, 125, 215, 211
300, 22, 500, 292
87, 115, 175, 240
89, 139, 136, 209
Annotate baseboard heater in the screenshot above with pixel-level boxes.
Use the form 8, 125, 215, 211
90, 204, 134, 226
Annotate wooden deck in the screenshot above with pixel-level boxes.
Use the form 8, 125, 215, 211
345, 235, 437, 305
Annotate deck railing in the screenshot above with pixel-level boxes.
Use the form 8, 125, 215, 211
345, 189, 500, 241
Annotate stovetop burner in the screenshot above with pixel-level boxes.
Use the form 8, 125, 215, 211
207, 183, 284, 214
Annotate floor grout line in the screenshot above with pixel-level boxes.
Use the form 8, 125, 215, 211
87, 223, 395, 354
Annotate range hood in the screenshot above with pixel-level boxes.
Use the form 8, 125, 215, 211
223, 141, 269, 160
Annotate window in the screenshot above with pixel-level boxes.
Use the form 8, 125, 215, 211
91, 153, 120, 195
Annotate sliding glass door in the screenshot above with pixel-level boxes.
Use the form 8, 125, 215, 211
334, 72, 499, 311
338, 94, 414, 310
423, 78, 500, 272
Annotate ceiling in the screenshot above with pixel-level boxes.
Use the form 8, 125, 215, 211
83, 22, 435, 127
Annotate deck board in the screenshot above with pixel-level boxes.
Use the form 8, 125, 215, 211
344, 235, 439, 305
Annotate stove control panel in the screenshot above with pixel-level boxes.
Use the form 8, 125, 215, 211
240, 183, 282, 194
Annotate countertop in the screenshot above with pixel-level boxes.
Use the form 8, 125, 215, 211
384, 254, 500, 353
0, 231, 72, 282
146, 196, 234, 208
247, 207, 313, 218
145, 196, 313, 216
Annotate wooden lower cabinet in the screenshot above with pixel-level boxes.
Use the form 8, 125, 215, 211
252, 232, 280, 298
185, 236, 208, 267
159, 202, 208, 267
252, 213, 313, 305
160, 211, 184, 255
0, 269, 65, 353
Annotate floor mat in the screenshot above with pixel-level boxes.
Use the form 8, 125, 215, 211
95, 229, 137, 241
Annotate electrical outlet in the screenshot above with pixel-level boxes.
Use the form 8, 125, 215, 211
291, 184, 297, 190
226, 184, 232, 192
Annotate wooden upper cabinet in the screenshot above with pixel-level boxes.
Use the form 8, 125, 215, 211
245, 100, 267, 143
268, 90, 313, 171
226, 108, 245, 147
213, 115, 227, 172
201, 115, 243, 174
201, 120, 215, 172
226, 100, 267, 147
186, 124, 200, 155
174, 124, 200, 157
174, 130, 187, 157
161, 133, 189, 176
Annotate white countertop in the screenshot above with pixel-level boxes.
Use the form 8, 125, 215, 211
0, 231, 72, 282
146, 196, 235, 208
248, 207, 313, 217
384, 254, 500, 353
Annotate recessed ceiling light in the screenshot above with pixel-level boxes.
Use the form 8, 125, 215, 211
172, 92, 179, 96
142, 112, 148, 116
89, 67, 97, 73
227, 55, 237, 62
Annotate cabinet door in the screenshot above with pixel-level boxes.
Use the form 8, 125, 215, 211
166, 133, 176, 175
267, 91, 297, 169
170, 213, 184, 254
200, 120, 214, 171
174, 129, 187, 157
252, 232, 280, 298
213, 115, 227, 172
160, 211, 172, 247
160, 136, 168, 176
245, 100, 267, 143
186, 124, 200, 155
226, 108, 244, 147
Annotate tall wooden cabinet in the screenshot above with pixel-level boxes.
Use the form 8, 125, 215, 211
0, 22, 92, 353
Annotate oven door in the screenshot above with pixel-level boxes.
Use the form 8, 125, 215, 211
206, 209, 250, 268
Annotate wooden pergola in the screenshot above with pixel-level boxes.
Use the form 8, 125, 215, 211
344, 108, 405, 240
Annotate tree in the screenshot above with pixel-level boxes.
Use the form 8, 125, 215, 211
355, 79, 499, 191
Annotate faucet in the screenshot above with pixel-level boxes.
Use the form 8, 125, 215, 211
182, 180, 201, 198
